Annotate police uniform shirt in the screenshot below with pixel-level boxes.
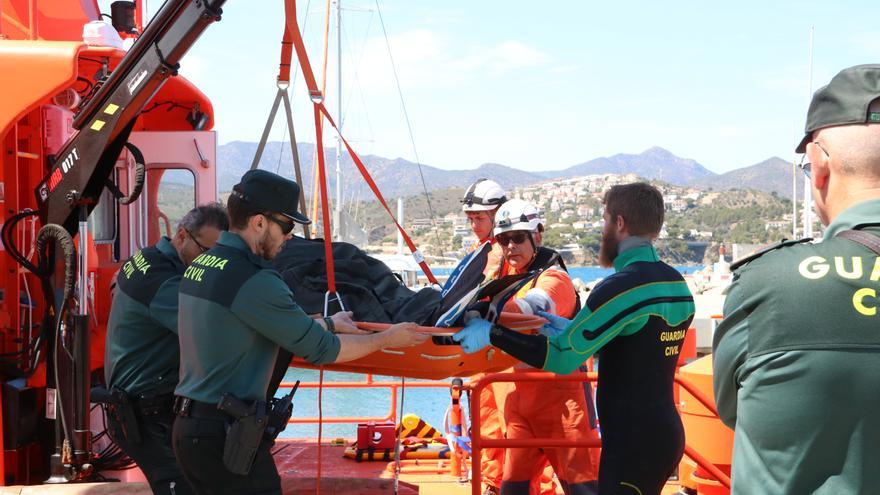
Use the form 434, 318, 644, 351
175, 231, 341, 404
105, 237, 184, 396
713, 198, 880, 495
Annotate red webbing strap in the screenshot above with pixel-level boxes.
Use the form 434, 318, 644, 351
318, 105, 439, 285
284, 0, 322, 99
278, 25, 293, 83
313, 105, 337, 293
287, 0, 437, 286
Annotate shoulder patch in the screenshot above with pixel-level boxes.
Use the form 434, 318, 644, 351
117, 245, 183, 306
730, 237, 813, 271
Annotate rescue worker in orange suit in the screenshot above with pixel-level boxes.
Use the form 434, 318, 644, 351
459, 178, 510, 495
492, 199, 600, 495
461, 178, 508, 277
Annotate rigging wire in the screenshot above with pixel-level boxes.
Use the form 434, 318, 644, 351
340, 10, 374, 129
374, 0, 443, 251
335, 12, 377, 212
270, 0, 312, 175
317, 367, 325, 495
275, 117, 289, 174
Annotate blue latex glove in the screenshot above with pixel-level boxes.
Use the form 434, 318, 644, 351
536, 311, 571, 338
452, 318, 492, 354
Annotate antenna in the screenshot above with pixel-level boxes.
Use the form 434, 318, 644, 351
333, 0, 344, 241
802, 25, 814, 238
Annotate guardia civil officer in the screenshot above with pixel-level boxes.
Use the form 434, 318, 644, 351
104, 203, 229, 495
713, 64, 880, 494
172, 170, 428, 494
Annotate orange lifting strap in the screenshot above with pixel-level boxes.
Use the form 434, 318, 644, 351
282, 0, 439, 291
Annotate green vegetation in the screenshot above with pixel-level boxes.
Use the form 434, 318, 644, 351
319, 181, 795, 265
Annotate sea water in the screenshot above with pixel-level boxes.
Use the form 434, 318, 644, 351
281, 265, 701, 439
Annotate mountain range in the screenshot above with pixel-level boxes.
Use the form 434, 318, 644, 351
217, 142, 801, 200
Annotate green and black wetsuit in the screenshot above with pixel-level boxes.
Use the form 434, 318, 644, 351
489, 241, 695, 495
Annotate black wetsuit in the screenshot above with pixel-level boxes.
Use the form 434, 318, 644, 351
489, 244, 695, 495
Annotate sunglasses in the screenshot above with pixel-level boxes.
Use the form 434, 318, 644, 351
265, 214, 296, 235
185, 229, 209, 253
496, 232, 529, 246
798, 141, 830, 179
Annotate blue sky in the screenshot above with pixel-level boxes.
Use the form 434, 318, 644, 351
131, 1, 880, 174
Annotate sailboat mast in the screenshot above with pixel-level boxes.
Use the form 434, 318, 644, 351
333, 0, 343, 241
802, 25, 814, 238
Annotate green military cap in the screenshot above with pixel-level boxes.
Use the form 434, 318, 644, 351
796, 64, 880, 153
231, 169, 311, 224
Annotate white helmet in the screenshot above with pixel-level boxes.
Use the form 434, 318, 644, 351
493, 199, 542, 235
461, 179, 507, 212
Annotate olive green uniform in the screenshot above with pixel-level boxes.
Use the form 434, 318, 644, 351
172, 231, 340, 494
713, 199, 880, 495
104, 236, 193, 495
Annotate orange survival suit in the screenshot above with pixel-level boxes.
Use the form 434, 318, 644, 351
498, 255, 600, 495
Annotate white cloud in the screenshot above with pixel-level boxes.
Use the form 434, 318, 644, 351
550, 64, 579, 74
762, 64, 810, 95
454, 41, 550, 75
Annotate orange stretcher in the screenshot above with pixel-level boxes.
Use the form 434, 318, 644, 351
291, 312, 547, 380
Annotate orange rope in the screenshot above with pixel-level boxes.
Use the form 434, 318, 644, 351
284, 0, 439, 285
309, 0, 333, 237
316, 367, 324, 495
313, 104, 337, 291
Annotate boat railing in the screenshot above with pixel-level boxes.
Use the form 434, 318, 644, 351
466, 371, 732, 495
278, 375, 450, 425
0, 0, 37, 39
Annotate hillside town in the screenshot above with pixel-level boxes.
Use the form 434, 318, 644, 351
363, 173, 806, 266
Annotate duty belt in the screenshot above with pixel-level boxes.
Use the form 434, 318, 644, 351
173, 396, 232, 421
133, 391, 174, 416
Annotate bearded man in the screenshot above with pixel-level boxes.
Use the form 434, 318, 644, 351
455, 182, 695, 495
172, 170, 427, 494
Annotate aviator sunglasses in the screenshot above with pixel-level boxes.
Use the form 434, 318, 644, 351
265, 214, 296, 235
496, 231, 529, 246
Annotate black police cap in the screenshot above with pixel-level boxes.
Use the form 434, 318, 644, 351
796, 64, 880, 153
231, 170, 311, 225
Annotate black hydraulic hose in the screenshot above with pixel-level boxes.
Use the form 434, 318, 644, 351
35, 224, 78, 303
118, 142, 145, 205
33, 224, 79, 459
1, 209, 42, 275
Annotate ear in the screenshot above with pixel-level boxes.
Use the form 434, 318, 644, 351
174, 226, 187, 243
532, 230, 543, 245
811, 145, 831, 191
249, 213, 267, 232
615, 214, 627, 235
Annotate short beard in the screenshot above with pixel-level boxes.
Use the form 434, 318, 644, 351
598, 234, 618, 268
257, 229, 275, 260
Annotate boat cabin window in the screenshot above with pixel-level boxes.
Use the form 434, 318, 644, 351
88, 183, 117, 243
145, 167, 195, 245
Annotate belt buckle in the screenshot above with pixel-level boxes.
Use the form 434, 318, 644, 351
174, 396, 192, 417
